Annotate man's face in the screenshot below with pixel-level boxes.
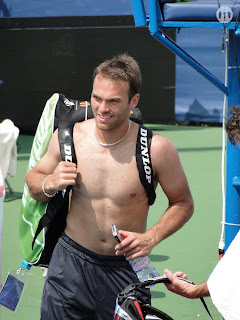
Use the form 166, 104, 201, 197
91, 75, 139, 131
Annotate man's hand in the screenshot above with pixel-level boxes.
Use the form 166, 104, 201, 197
164, 269, 209, 299
114, 230, 154, 260
44, 161, 77, 193
164, 269, 192, 297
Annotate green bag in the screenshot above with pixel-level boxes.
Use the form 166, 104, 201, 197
19, 93, 93, 266
19, 93, 59, 265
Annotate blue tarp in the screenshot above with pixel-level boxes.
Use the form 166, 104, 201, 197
175, 27, 225, 123
0, 0, 144, 17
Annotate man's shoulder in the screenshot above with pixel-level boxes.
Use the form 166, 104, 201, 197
136, 125, 174, 151
151, 132, 177, 154
74, 118, 95, 131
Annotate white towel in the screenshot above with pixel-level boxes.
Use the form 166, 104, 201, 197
0, 119, 19, 186
207, 230, 240, 320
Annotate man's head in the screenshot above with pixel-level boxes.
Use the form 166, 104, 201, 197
225, 106, 240, 147
93, 53, 141, 102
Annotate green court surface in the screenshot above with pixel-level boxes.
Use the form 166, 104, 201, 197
1, 124, 223, 319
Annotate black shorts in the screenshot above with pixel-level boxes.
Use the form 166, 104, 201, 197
41, 232, 151, 320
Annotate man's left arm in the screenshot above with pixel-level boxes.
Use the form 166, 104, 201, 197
116, 134, 193, 260
147, 135, 194, 248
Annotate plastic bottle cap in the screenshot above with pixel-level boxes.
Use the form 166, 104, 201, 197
0, 185, 4, 198
20, 260, 32, 270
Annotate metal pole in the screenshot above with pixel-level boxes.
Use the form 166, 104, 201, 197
151, 30, 228, 95
130, 0, 147, 27
225, 30, 240, 250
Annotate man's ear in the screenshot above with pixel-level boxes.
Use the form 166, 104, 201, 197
130, 93, 140, 109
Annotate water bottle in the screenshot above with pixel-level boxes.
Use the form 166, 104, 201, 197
0, 260, 31, 311
111, 225, 158, 282
129, 256, 159, 282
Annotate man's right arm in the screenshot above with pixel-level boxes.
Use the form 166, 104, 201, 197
25, 130, 77, 202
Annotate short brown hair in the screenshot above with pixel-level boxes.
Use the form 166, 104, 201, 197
93, 53, 142, 101
225, 106, 240, 145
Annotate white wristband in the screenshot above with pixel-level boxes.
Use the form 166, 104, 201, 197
42, 174, 57, 198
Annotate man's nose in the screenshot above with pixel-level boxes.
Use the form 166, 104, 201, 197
98, 100, 109, 113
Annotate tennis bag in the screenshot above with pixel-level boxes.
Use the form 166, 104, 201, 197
114, 277, 174, 320
114, 277, 213, 320
19, 92, 156, 267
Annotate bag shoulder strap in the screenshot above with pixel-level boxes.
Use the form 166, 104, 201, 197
58, 120, 77, 164
31, 187, 70, 251
136, 125, 156, 205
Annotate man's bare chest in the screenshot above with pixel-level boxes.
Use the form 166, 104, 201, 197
75, 145, 144, 201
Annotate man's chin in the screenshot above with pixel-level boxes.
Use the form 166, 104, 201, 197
96, 122, 112, 131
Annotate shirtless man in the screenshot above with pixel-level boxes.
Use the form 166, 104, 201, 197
26, 54, 194, 319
